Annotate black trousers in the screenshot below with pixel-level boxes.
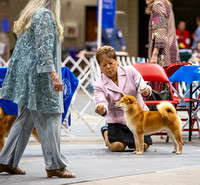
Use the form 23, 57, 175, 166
107, 123, 153, 145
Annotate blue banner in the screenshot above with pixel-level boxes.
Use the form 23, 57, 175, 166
1, 19, 10, 32
0, 68, 18, 115
61, 67, 79, 126
97, 0, 116, 28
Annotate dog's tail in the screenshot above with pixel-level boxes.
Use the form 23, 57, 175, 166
156, 102, 177, 121
157, 102, 183, 145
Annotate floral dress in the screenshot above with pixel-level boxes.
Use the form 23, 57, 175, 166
148, 0, 180, 67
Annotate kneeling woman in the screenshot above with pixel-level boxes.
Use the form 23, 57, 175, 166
94, 46, 152, 152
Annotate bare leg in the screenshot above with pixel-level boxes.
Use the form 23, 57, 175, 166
144, 143, 149, 152
103, 131, 127, 152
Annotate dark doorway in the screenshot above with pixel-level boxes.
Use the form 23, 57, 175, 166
138, 1, 150, 58
85, 6, 97, 42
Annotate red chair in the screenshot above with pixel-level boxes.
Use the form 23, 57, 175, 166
165, 62, 191, 105
133, 63, 180, 140
165, 62, 191, 78
133, 63, 179, 106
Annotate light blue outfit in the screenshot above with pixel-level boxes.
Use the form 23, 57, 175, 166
0, 8, 69, 170
192, 26, 200, 49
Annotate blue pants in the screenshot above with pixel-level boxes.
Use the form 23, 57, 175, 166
0, 105, 69, 170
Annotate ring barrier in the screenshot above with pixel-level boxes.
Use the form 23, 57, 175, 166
1, 55, 198, 132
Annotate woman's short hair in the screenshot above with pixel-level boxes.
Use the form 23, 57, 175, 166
95, 46, 117, 65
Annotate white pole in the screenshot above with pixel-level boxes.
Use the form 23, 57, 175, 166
97, 0, 102, 49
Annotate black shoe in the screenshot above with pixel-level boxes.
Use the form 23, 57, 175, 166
101, 126, 108, 139
128, 142, 135, 149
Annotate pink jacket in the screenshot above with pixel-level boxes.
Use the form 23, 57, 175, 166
93, 66, 149, 125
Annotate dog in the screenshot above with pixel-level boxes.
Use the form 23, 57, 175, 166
0, 106, 39, 152
115, 94, 183, 155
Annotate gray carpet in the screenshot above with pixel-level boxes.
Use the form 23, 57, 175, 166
1, 142, 200, 185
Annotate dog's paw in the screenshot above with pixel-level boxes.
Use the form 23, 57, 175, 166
176, 152, 182, 155
136, 152, 143, 155
172, 150, 176, 153
133, 151, 137, 154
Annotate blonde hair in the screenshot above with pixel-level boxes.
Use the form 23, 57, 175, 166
145, 0, 172, 15
13, 0, 63, 40
95, 46, 117, 65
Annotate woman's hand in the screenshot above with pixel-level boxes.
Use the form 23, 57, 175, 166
95, 104, 107, 116
150, 54, 158, 64
150, 49, 159, 64
194, 57, 200, 63
140, 86, 150, 97
50, 72, 63, 92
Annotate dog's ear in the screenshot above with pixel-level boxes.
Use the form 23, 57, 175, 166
127, 96, 136, 104
0, 107, 5, 119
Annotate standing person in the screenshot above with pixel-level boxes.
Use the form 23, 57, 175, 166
0, 0, 76, 178
192, 16, 200, 50
189, 40, 200, 64
145, 0, 180, 68
102, 25, 126, 51
94, 46, 152, 152
176, 21, 191, 49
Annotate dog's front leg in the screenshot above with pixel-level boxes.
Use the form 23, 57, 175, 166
132, 132, 139, 154
137, 133, 144, 155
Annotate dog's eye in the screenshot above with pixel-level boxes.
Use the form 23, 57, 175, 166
121, 100, 124, 103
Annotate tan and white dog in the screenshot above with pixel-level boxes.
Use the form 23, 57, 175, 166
0, 106, 39, 152
115, 94, 183, 155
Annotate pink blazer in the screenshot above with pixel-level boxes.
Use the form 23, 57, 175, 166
93, 66, 149, 125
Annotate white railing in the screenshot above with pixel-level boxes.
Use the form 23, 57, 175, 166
1, 55, 199, 132
0, 56, 9, 68
62, 55, 103, 132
